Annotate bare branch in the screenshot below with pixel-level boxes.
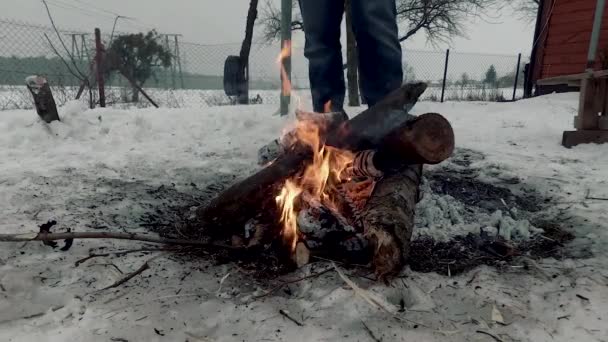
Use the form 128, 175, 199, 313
260, 0, 502, 44
41, 0, 88, 80
259, 0, 302, 43
509, 0, 540, 23
397, 0, 501, 44
96, 256, 157, 292
44, 33, 84, 81
0, 231, 238, 249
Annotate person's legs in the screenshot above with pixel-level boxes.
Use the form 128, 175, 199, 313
299, 0, 345, 112
351, 0, 403, 106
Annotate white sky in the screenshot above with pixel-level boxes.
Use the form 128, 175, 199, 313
3, 0, 535, 55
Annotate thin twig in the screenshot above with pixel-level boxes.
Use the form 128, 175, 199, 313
97, 257, 157, 292
586, 196, 608, 201
538, 235, 565, 247
87, 263, 124, 274
0, 305, 64, 325
75, 247, 173, 267
334, 263, 428, 328
43, 33, 82, 81
476, 330, 504, 342
279, 309, 304, 326
0, 231, 237, 249
253, 267, 334, 300
361, 321, 382, 342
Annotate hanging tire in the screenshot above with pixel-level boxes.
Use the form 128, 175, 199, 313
224, 55, 243, 97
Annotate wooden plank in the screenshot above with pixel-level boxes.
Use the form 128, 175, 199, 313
563, 130, 608, 147
538, 69, 608, 84
550, 12, 595, 25
537, 71, 592, 85
544, 54, 590, 65
553, 0, 598, 14
545, 30, 595, 44
544, 42, 592, 55
579, 78, 600, 130
599, 116, 608, 130
542, 65, 588, 79
603, 79, 608, 117
595, 78, 607, 115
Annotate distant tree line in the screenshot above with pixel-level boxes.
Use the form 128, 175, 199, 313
0, 55, 276, 90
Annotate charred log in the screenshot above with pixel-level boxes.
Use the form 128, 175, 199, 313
362, 164, 423, 280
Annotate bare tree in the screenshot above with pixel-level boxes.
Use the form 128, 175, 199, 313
262, 0, 501, 43
260, 0, 302, 43
260, 0, 501, 107
237, 0, 260, 104
510, 0, 540, 23
397, 0, 501, 43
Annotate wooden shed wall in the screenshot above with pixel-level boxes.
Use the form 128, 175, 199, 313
534, 0, 608, 83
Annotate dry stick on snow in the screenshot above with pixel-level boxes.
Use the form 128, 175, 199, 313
96, 255, 162, 292
87, 263, 124, 274
361, 321, 382, 342
475, 330, 504, 342
0, 231, 237, 250
252, 267, 334, 300
279, 309, 304, 327
0, 305, 64, 325
75, 247, 176, 267
333, 263, 428, 328
584, 188, 608, 201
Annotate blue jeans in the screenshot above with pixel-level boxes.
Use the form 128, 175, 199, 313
299, 0, 403, 112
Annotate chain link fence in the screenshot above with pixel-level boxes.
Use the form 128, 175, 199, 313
0, 17, 526, 111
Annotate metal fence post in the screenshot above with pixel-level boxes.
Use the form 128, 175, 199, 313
440, 49, 450, 103
512, 53, 522, 101
280, 0, 292, 116
94, 28, 105, 108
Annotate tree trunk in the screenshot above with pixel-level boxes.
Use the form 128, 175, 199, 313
345, 0, 360, 107
238, 0, 259, 104
196, 83, 454, 237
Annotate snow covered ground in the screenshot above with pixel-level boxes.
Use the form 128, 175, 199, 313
0, 93, 607, 341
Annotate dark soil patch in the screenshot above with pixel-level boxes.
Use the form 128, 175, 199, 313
140, 149, 575, 279
448, 148, 486, 167
408, 226, 574, 276
429, 170, 543, 213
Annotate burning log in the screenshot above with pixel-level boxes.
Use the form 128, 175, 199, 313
195, 82, 455, 277
197, 83, 440, 230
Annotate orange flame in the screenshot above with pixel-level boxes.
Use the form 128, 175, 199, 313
275, 116, 354, 252
273, 41, 354, 253
275, 180, 302, 251
278, 40, 292, 97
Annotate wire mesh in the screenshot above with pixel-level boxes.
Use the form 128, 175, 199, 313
0, 17, 527, 111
